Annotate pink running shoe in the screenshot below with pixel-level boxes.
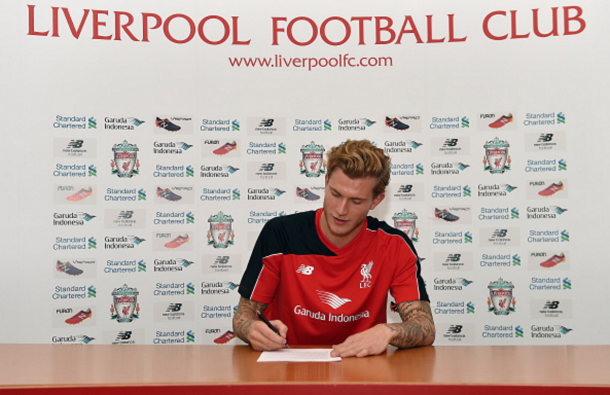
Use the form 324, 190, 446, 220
164, 234, 189, 249
213, 141, 237, 156
66, 187, 93, 202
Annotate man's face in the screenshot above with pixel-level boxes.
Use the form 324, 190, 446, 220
320, 168, 385, 248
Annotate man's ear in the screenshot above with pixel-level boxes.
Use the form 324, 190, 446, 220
370, 193, 385, 210
324, 173, 329, 186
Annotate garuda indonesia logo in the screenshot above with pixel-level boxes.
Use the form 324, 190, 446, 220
483, 137, 510, 174
392, 209, 419, 242
207, 212, 235, 248
487, 278, 515, 315
300, 141, 326, 177
111, 141, 139, 177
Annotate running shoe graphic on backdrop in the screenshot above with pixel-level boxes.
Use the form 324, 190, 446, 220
296, 187, 320, 201
213, 141, 237, 155
157, 187, 182, 202
65, 309, 92, 325
538, 182, 564, 197
156, 117, 181, 132
488, 113, 513, 129
435, 208, 460, 222
385, 116, 410, 130
214, 331, 237, 344
540, 253, 566, 268
66, 187, 93, 202
164, 234, 189, 249
56, 260, 83, 276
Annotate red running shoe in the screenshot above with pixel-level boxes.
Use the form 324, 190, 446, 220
213, 141, 237, 156
65, 309, 92, 325
66, 187, 93, 202
164, 234, 189, 249
489, 114, 513, 129
540, 253, 565, 268
538, 182, 563, 197
214, 330, 237, 344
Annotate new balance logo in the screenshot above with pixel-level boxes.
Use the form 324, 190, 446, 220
115, 331, 132, 341
446, 254, 461, 262
296, 264, 314, 275
67, 140, 84, 148
492, 229, 508, 238
259, 119, 274, 127
166, 303, 182, 312
447, 325, 463, 334
443, 139, 458, 147
215, 256, 230, 265
537, 134, 554, 143
118, 211, 133, 219
259, 163, 275, 171
397, 185, 413, 193
544, 301, 560, 310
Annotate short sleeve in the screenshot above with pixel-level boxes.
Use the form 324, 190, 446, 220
238, 218, 284, 303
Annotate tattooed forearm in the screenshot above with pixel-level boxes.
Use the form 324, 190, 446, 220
383, 300, 435, 349
232, 297, 268, 344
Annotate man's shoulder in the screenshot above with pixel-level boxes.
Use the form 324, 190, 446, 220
365, 215, 420, 263
366, 215, 412, 245
259, 210, 330, 256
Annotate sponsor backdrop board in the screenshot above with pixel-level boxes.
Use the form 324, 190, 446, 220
1, 0, 608, 346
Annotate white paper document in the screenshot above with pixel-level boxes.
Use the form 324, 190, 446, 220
257, 349, 342, 362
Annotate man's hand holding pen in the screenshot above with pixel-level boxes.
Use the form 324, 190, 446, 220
246, 312, 289, 351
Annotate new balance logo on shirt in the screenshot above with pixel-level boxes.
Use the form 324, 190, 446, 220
296, 264, 314, 275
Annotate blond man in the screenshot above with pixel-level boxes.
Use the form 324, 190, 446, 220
234, 140, 435, 357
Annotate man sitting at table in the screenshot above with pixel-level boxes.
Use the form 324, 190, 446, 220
233, 139, 435, 358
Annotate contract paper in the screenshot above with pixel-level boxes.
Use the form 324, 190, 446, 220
257, 349, 342, 362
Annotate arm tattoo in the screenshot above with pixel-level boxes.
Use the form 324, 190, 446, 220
383, 300, 435, 349
232, 297, 268, 344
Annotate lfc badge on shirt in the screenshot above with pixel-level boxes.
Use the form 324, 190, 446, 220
360, 260, 373, 288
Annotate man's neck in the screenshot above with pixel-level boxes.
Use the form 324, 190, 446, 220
319, 209, 363, 249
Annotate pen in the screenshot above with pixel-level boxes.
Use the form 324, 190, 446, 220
257, 310, 290, 348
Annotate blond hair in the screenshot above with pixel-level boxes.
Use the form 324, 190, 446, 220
326, 139, 391, 197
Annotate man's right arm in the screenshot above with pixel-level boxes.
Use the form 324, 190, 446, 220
232, 296, 288, 351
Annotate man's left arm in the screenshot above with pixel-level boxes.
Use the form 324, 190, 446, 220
330, 300, 435, 358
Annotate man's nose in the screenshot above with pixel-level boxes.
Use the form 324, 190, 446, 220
336, 199, 349, 215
